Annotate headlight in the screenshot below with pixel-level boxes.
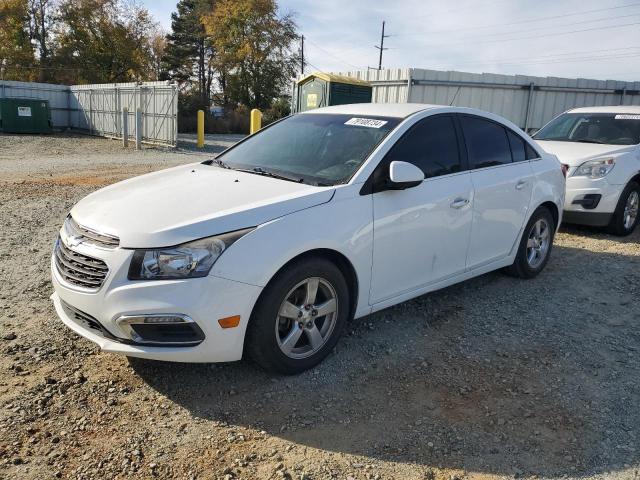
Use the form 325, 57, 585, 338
128, 228, 254, 280
572, 158, 615, 178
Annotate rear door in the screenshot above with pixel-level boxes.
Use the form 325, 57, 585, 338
369, 114, 474, 304
459, 115, 535, 268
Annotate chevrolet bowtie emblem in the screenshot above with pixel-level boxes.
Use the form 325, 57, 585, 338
66, 235, 83, 248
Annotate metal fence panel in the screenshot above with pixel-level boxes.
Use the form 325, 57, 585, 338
70, 82, 178, 146
336, 69, 640, 131
0, 80, 178, 146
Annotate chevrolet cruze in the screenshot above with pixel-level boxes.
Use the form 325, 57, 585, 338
51, 104, 565, 374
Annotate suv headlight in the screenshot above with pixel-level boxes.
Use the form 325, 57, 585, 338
128, 228, 254, 280
572, 158, 615, 178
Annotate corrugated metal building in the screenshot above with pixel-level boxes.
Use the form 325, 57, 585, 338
332, 68, 640, 132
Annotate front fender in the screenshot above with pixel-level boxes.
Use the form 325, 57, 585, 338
210, 184, 374, 318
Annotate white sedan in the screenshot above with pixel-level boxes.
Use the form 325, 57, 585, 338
51, 104, 565, 374
534, 106, 640, 235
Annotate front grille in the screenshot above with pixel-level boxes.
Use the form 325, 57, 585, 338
54, 238, 109, 290
63, 215, 119, 249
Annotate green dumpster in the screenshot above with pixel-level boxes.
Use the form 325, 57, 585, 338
295, 72, 372, 112
0, 98, 52, 134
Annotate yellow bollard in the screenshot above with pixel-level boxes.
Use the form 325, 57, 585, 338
250, 109, 262, 134
197, 110, 205, 148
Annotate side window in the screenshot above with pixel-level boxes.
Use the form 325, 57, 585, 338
507, 130, 526, 162
525, 143, 540, 159
460, 116, 512, 168
384, 115, 461, 178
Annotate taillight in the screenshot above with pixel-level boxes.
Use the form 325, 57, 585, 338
561, 164, 569, 178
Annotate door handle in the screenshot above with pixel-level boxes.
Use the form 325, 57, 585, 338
516, 180, 528, 190
450, 198, 470, 209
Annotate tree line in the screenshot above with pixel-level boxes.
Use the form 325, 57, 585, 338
0, 0, 301, 131
0, 0, 165, 84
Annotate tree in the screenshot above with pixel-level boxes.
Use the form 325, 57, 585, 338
0, 0, 35, 81
149, 30, 167, 81
54, 0, 159, 84
27, 0, 58, 82
162, 0, 214, 105
203, 0, 297, 110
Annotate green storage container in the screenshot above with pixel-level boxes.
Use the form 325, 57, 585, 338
295, 73, 372, 112
0, 98, 52, 134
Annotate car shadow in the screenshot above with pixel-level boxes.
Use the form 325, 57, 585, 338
130, 237, 640, 478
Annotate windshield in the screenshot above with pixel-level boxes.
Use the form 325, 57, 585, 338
534, 112, 640, 145
212, 113, 401, 185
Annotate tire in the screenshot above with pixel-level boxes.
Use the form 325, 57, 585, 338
245, 257, 350, 375
505, 206, 555, 279
607, 181, 640, 236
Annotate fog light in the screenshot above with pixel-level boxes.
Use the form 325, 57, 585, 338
115, 314, 205, 346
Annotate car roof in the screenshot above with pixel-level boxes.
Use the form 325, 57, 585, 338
567, 105, 640, 114
301, 103, 443, 118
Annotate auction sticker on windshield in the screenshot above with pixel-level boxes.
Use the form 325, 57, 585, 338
615, 114, 640, 120
345, 118, 388, 128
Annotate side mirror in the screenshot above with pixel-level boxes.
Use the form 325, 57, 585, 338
388, 161, 424, 189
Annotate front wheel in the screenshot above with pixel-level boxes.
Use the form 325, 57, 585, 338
505, 207, 555, 279
608, 181, 640, 236
245, 258, 350, 374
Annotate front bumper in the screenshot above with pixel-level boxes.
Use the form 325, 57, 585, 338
562, 174, 622, 226
51, 249, 263, 363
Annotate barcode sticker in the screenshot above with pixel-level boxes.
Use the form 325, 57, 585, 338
615, 114, 640, 120
345, 118, 388, 128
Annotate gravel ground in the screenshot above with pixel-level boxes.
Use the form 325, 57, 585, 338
1, 133, 639, 480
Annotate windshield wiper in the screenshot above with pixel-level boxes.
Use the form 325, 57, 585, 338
575, 139, 606, 144
233, 166, 305, 184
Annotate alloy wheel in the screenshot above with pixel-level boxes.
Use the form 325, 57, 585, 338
275, 277, 338, 359
526, 218, 551, 268
623, 190, 639, 231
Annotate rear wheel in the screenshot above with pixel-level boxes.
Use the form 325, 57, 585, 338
246, 258, 350, 374
505, 207, 555, 279
607, 181, 640, 236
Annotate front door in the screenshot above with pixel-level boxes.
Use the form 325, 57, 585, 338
369, 115, 474, 304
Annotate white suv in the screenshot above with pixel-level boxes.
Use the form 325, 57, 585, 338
534, 106, 640, 235
51, 104, 565, 374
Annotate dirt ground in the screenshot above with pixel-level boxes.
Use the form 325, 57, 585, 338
1, 133, 639, 480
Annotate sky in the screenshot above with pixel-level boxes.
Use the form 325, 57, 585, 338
142, 0, 640, 82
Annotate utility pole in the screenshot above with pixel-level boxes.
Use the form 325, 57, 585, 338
374, 21, 390, 71
300, 35, 305, 75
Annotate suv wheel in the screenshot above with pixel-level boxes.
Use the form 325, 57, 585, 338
246, 257, 350, 374
608, 181, 640, 236
505, 206, 555, 279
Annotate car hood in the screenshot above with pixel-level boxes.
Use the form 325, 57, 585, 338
535, 140, 636, 166
70, 163, 334, 248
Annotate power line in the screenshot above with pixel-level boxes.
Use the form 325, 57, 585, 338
304, 37, 366, 70
466, 12, 640, 40
401, 1, 640, 37
445, 46, 640, 67
421, 19, 640, 47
